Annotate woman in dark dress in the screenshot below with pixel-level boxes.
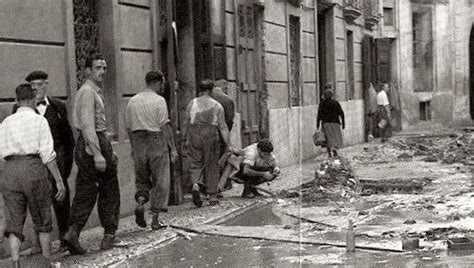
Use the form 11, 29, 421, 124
317, 90, 345, 157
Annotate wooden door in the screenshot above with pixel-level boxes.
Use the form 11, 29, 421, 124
236, 0, 260, 147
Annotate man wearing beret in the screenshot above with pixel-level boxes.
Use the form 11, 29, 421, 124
13, 70, 75, 252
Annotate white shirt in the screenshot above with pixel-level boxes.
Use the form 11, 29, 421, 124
37, 96, 50, 116
0, 107, 56, 164
242, 143, 277, 168
376, 90, 389, 106
125, 90, 170, 132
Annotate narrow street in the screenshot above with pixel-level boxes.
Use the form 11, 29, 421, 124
2, 128, 472, 267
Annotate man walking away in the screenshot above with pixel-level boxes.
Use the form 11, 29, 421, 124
0, 84, 66, 267
13, 70, 75, 252
63, 52, 120, 254
125, 71, 178, 230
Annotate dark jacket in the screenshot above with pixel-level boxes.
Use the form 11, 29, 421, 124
317, 99, 345, 128
211, 91, 235, 131
13, 97, 75, 178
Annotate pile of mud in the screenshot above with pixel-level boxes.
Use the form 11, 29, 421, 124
287, 157, 359, 206
391, 131, 474, 164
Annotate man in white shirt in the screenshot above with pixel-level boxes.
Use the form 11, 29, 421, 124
234, 139, 280, 198
0, 84, 66, 267
376, 83, 392, 142
125, 71, 178, 230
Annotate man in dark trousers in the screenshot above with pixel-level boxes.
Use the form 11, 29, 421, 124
63, 52, 120, 254
0, 84, 66, 267
12, 71, 75, 252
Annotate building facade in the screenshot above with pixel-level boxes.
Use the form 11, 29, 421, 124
0, 0, 386, 253
379, 0, 474, 129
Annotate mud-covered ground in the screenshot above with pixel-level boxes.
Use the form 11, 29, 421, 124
1, 128, 473, 267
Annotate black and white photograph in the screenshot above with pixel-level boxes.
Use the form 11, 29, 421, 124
0, 0, 473, 267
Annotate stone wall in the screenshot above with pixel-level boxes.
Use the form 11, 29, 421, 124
397, 0, 473, 129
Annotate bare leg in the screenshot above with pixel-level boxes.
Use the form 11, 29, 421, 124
8, 234, 21, 261
38, 232, 51, 259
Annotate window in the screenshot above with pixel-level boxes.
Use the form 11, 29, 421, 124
420, 101, 431, 121
411, 5, 433, 92
289, 15, 301, 106
383, 7, 394, 26
346, 31, 355, 100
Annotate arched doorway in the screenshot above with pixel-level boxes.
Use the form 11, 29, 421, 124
470, 25, 474, 119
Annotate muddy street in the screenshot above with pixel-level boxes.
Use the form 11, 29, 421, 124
1, 130, 473, 267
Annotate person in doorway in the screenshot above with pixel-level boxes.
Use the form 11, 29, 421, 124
375, 83, 392, 142
125, 71, 178, 230
183, 79, 232, 207
0, 84, 66, 267
317, 89, 345, 157
234, 139, 281, 198
63, 52, 120, 254
12, 71, 75, 253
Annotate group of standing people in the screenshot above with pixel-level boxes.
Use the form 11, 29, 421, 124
0, 51, 283, 267
316, 83, 393, 158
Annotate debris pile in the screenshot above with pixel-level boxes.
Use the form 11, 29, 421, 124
391, 132, 474, 164
297, 157, 359, 206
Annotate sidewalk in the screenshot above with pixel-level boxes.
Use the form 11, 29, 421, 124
0, 152, 321, 267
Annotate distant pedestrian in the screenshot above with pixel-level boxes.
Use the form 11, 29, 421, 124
0, 84, 66, 267
12, 70, 75, 252
317, 89, 345, 157
63, 52, 120, 254
375, 83, 392, 142
125, 71, 178, 230
184, 79, 232, 207
235, 139, 281, 198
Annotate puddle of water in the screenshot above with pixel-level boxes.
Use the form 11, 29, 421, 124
115, 236, 474, 268
219, 203, 299, 227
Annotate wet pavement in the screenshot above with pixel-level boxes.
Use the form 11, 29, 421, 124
1, 129, 473, 267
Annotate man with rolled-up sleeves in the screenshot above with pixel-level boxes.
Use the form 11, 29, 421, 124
63, 52, 120, 254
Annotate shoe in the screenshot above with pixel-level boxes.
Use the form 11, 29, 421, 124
251, 188, 263, 197
63, 227, 86, 255
100, 234, 115, 250
209, 195, 220, 206
151, 214, 168, 230
134, 204, 147, 228
241, 192, 255, 199
192, 184, 203, 207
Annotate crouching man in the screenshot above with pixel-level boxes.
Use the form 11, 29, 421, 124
0, 84, 66, 267
234, 139, 280, 198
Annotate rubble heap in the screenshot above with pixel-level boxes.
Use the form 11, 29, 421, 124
298, 157, 359, 206
391, 132, 474, 164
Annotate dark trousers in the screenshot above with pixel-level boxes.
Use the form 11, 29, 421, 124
187, 123, 220, 194
130, 130, 170, 213
69, 132, 120, 235
376, 105, 392, 139
235, 163, 275, 194
1, 156, 52, 241
50, 146, 70, 240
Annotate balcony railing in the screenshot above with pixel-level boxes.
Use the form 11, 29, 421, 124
343, 0, 363, 23
363, 0, 381, 30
